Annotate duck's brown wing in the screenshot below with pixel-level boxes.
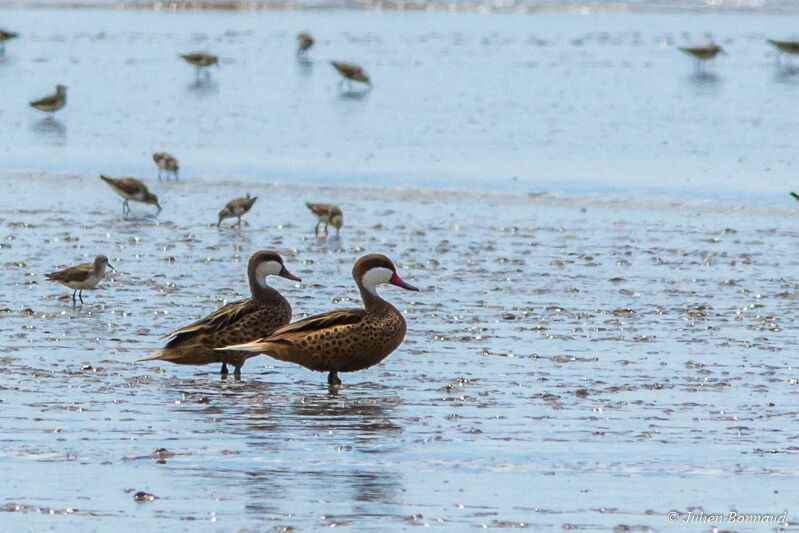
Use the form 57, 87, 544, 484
265, 308, 365, 340
46, 263, 92, 283
163, 298, 258, 341
217, 308, 365, 353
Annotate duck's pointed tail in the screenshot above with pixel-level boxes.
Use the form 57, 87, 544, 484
216, 340, 267, 353
137, 351, 165, 362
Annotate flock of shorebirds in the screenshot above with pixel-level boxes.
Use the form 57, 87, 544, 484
9, 28, 798, 386
678, 39, 799, 71
44, 171, 374, 386
10, 30, 371, 117
8, 30, 404, 387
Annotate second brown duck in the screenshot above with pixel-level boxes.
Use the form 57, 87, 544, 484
218, 254, 417, 386
138, 250, 301, 376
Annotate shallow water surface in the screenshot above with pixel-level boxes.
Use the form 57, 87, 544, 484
1, 172, 797, 531
2, 9, 799, 202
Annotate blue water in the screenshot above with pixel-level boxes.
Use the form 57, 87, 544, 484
1, 9, 799, 205
1, 4, 799, 532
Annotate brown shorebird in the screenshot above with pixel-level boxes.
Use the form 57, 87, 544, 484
46, 255, 114, 305
768, 40, 799, 64
139, 250, 301, 376
153, 153, 179, 181
331, 61, 371, 89
769, 40, 799, 55
218, 254, 418, 386
679, 43, 726, 72
297, 33, 314, 58
100, 175, 161, 216
218, 194, 257, 228
306, 202, 343, 236
0, 28, 18, 54
30, 85, 67, 116
181, 52, 218, 79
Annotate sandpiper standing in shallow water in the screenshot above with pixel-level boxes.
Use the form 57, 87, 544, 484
139, 250, 301, 376
181, 52, 218, 79
100, 175, 161, 217
219, 254, 417, 387
306, 202, 343, 237
218, 194, 257, 228
331, 61, 371, 90
153, 152, 179, 181
46, 255, 114, 306
30, 85, 67, 116
679, 43, 726, 73
768, 40, 799, 64
0, 28, 18, 54
297, 33, 314, 58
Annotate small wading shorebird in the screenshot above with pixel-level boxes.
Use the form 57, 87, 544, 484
101, 175, 161, 216
0, 28, 18, 54
153, 152, 179, 181
46, 255, 114, 305
30, 85, 67, 116
139, 251, 301, 376
218, 194, 257, 228
678, 43, 726, 72
181, 52, 218, 79
768, 40, 799, 63
330, 61, 371, 89
218, 254, 418, 387
297, 33, 314, 58
306, 202, 343, 236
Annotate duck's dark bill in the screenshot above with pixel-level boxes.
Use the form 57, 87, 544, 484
280, 266, 302, 282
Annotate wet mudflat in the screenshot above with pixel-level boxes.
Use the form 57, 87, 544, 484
1, 172, 797, 531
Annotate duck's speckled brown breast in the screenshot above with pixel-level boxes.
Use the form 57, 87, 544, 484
272, 304, 407, 373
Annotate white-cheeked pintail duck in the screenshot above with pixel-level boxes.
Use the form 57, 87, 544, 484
218, 253, 417, 386
139, 250, 301, 376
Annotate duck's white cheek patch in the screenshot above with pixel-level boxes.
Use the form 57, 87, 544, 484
362, 267, 394, 294
255, 261, 283, 287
